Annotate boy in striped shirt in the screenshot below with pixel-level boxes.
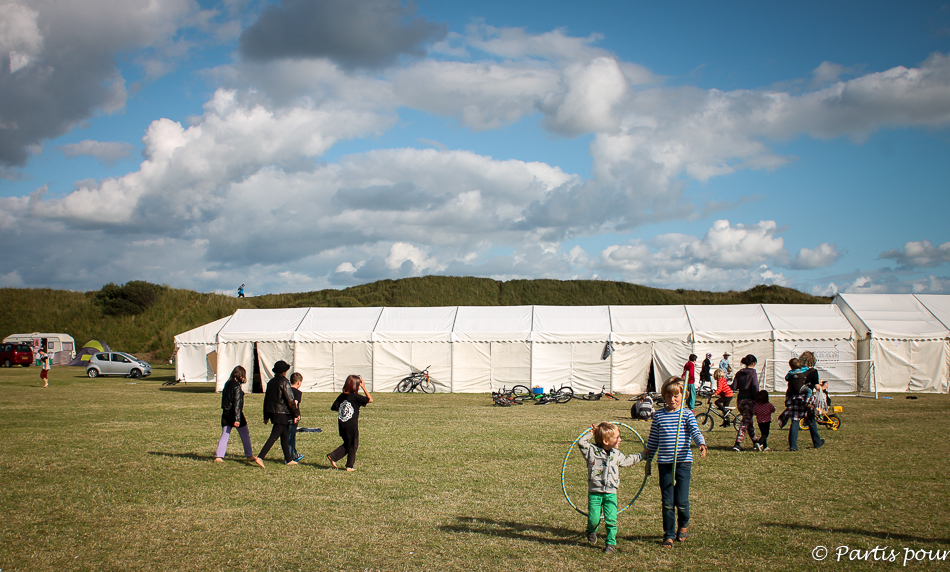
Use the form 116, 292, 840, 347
645, 377, 707, 547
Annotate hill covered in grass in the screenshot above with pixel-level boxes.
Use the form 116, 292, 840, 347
0, 276, 829, 362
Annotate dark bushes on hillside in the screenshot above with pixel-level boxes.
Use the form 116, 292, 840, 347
94, 281, 165, 316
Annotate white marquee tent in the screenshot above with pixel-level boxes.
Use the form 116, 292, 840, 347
173, 298, 950, 394
834, 293, 950, 393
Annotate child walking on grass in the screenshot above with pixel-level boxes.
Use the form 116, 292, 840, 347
286, 372, 304, 463
577, 422, 646, 554
752, 390, 776, 452
645, 377, 707, 548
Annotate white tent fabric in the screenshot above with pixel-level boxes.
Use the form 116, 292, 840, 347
451, 306, 532, 392
292, 307, 382, 392
173, 315, 231, 383
609, 305, 692, 394
834, 294, 950, 393
175, 300, 950, 394
216, 308, 308, 392
762, 304, 857, 392
530, 306, 611, 393
371, 307, 456, 392
686, 304, 774, 375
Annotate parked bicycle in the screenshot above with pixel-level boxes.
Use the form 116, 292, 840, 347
578, 385, 620, 401
510, 384, 574, 404
491, 385, 521, 406
696, 398, 743, 433
394, 366, 435, 394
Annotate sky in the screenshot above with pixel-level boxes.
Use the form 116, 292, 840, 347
1, 0, 950, 297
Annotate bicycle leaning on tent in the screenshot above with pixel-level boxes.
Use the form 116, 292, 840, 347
394, 366, 435, 394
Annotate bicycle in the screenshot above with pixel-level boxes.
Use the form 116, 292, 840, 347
491, 385, 521, 406
394, 366, 435, 394
801, 405, 842, 431
510, 384, 574, 404
578, 385, 620, 401
696, 398, 743, 433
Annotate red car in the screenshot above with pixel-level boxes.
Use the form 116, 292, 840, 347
0, 342, 34, 367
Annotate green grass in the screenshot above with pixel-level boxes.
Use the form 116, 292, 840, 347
1, 277, 829, 365
1, 365, 947, 571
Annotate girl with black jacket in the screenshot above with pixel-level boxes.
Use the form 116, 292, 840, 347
214, 366, 263, 467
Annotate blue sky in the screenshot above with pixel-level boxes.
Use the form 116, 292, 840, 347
1, 0, 949, 296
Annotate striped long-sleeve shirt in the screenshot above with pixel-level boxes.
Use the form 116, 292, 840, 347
645, 407, 705, 464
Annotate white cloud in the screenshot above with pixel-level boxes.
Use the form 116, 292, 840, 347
791, 242, 840, 269
879, 239, 950, 268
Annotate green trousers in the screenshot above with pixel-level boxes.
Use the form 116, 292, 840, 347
587, 492, 618, 546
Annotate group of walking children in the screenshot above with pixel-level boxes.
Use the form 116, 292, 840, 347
213, 361, 373, 470
579, 376, 706, 554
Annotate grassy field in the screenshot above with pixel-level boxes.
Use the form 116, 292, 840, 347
1, 364, 948, 572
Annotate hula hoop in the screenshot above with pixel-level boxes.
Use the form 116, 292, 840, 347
561, 421, 649, 517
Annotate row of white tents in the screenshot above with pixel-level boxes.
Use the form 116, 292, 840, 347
172, 293, 950, 395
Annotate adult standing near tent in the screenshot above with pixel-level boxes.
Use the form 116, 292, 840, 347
237, 284, 245, 298
327, 374, 373, 471
719, 352, 733, 381
214, 366, 263, 467
700, 353, 712, 390
783, 352, 825, 451
730, 355, 759, 452
257, 360, 300, 466
681, 354, 698, 410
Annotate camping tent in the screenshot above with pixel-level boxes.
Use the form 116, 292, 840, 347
608, 305, 692, 394
174, 316, 231, 383
761, 304, 857, 392
68, 339, 110, 366
834, 294, 950, 393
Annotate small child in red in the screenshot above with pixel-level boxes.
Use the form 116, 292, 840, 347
752, 390, 776, 452
711, 368, 734, 426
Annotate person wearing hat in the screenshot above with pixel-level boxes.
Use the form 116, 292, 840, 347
719, 352, 733, 381
256, 360, 301, 465
700, 353, 713, 392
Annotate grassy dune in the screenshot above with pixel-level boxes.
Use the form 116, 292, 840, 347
0, 364, 946, 571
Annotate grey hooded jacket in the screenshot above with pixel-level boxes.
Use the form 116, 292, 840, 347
577, 433, 644, 494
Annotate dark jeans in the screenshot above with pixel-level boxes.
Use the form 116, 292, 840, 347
756, 421, 771, 448
788, 416, 821, 450
714, 395, 733, 412
657, 462, 692, 541
258, 423, 292, 462
285, 422, 299, 458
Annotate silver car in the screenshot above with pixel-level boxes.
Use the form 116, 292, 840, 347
86, 352, 152, 378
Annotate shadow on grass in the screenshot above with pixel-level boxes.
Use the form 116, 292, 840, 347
148, 451, 212, 462
440, 516, 582, 546
762, 522, 950, 544
159, 384, 216, 393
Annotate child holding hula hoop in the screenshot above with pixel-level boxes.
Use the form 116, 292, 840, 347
644, 377, 707, 548
576, 422, 646, 554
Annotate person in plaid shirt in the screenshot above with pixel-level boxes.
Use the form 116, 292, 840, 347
778, 355, 824, 451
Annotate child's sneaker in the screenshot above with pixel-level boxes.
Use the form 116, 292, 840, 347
587, 532, 597, 545
731, 445, 742, 452
603, 544, 616, 554
753, 442, 762, 452
762, 446, 771, 452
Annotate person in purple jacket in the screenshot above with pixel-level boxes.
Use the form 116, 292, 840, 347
730, 355, 759, 452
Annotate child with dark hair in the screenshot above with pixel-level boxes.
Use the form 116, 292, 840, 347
327, 374, 372, 471
286, 372, 304, 463
752, 390, 776, 452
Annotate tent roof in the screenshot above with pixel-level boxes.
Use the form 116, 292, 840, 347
686, 304, 773, 342
373, 306, 457, 342
532, 305, 610, 342
762, 304, 854, 341
452, 306, 533, 342
915, 294, 950, 332
174, 315, 231, 345
609, 305, 691, 341
835, 294, 949, 339
294, 307, 383, 342
217, 308, 309, 342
